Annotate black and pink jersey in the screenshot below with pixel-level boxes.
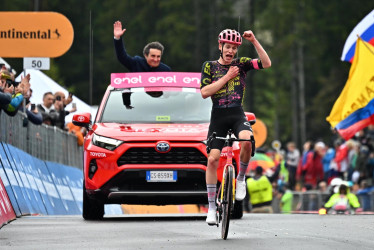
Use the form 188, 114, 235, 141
200, 57, 263, 108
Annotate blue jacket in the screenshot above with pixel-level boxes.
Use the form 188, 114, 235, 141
1, 93, 24, 117
17, 105, 43, 125
114, 37, 171, 72
322, 148, 336, 173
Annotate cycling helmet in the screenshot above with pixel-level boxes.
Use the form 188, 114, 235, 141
330, 177, 343, 187
218, 29, 242, 45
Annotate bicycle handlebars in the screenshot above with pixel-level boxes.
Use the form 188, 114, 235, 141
207, 130, 256, 157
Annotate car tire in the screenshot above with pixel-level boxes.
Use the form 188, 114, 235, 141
232, 200, 243, 219
82, 183, 104, 220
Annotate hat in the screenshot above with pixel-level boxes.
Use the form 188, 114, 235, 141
315, 141, 326, 149
255, 166, 263, 174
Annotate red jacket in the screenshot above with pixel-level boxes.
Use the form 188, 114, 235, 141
297, 151, 324, 189
334, 144, 348, 172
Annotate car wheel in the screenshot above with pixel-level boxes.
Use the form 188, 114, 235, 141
232, 200, 243, 219
82, 183, 104, 220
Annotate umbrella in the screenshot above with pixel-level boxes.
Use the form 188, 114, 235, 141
246, 152, 275, 175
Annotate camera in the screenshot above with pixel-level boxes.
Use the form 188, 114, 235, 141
7, 80, 19, 88
31, 104, 36, 111
56, 96, 61, 101
1, 72, 18, 87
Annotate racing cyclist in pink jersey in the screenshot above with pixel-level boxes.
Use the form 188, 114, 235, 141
200, 29, 271, 225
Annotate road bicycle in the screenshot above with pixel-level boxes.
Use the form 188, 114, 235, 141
207, 126, 255, 239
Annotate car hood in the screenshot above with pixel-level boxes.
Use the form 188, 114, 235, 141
93, 123, 209, 141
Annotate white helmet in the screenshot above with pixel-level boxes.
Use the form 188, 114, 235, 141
330, 177, 343, 187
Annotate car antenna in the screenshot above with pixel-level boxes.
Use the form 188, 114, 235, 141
237, 16, 240, 58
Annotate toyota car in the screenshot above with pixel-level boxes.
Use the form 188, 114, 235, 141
73, 72, 253, 220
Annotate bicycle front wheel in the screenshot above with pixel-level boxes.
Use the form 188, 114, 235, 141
221, 165, 234, 240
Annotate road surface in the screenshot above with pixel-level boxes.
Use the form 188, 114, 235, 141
1, 214, 373, 249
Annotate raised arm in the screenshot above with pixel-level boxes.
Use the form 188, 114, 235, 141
113, 21, 126, 39
113, 21, 138, 71
243, 30, 271, 68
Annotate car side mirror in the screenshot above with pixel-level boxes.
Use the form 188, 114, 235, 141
72, 112, 91, 129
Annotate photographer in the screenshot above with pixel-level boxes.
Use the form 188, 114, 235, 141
0, 70, 30, 117
37, 92, 65, 127
17, 88, 43, 125
53, 91, 77, 130
0, 72, 13, 110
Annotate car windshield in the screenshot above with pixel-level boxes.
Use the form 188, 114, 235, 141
100, 89, 212, 123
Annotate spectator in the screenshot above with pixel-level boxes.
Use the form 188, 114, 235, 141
356, 144, 370, 183
331, 139, 349, 179
297, 141, 325, 190
297, 141, 313, 188
285, 141, 300, 190
318, 181, 328, 193
347, 139, 359, 181
278, 152, 289, 187
53, 91, 77, 130
64, 91, 73, 107
356, 180, 374, 211
279, 184, 293, 214
0, 72, 30, 117
54, 91, 75, 111
322, 144, 335, 183
0, 72, 13, 113
66, 122, 87, 146
113, 20, 171, 72
16, 88, 43, 125
246, 166, 280, 213
23, 103, 43, 125
37, 92, 64, 127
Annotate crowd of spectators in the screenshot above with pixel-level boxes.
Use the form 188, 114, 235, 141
282, 127, 374, 193
0, 65, 86, 146
251, 127, 374, 213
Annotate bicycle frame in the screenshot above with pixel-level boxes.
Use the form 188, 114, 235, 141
208, 129, 255, 239
219, 137, 236, 210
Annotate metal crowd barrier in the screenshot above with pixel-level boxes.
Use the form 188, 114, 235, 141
0, 112, 83, 170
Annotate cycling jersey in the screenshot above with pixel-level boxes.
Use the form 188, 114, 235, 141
200, 57, 263, 109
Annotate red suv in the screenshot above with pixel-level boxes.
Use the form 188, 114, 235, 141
73, 72, 253, 220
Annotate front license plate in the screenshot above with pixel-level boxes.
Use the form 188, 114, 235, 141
146, 171, 177, 182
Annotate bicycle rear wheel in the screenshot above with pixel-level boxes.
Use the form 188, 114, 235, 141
221, 165, 234, 240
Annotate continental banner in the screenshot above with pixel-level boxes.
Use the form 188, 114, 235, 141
0, 12, 74, 58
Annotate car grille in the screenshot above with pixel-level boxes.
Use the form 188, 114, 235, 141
109, 169, 207, 192
117, 147, 207, 165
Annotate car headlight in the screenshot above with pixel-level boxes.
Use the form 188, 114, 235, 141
92, 134, 123, 151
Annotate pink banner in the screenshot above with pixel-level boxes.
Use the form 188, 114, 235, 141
111, 72, 201, 88
0, 177, 16, 227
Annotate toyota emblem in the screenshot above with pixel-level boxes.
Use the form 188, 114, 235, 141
155, 141, 171, 153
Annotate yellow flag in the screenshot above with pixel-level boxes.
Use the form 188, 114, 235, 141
326, 38, 374, 128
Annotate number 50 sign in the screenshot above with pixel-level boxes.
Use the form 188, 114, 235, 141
23, 57, 50, 70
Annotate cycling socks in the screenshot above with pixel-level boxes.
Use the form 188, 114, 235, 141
237, 161, 249, 182
207, 184, 217, 210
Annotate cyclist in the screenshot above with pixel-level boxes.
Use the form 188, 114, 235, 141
113, 20, 171, 72
201, 29, 271, 224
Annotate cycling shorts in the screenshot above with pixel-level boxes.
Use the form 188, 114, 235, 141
207, 106, 252, 152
